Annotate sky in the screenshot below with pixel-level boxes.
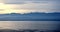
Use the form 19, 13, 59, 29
0, 0, 60, 14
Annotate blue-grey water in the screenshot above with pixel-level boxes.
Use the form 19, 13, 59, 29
0, 21, 60, 30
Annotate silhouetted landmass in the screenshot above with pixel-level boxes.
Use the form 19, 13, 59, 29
0, 29, 60, 32
0, 12, 60, 21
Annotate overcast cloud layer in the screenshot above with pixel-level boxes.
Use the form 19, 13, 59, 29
0, 0, 60, 13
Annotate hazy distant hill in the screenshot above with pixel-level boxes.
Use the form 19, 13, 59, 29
0, 12, 60, 21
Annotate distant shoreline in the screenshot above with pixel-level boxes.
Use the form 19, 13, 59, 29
0, 12, 60, 21
0, 29, 60, 32
0, 19, 60, 21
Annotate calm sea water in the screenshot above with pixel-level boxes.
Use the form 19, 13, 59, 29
0, 21, 60, 30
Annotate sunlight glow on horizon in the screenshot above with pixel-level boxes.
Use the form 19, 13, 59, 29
0, 0, 59, 14
0, 3, 50, 14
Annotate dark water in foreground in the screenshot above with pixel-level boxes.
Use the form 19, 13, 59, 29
0, 21, 60, 32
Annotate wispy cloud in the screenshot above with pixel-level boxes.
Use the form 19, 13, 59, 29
0, 0, 60, 14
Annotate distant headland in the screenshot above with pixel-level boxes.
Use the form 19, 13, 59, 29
0, 12, 60, 21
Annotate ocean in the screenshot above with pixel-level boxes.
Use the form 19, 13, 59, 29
0, 21, 60, 30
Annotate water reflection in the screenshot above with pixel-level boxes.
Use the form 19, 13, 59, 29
0, 21, 60, 30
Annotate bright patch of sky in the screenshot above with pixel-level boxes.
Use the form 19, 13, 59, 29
0, 0, 60, 14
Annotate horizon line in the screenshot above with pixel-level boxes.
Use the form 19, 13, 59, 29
0, 12, 60, 14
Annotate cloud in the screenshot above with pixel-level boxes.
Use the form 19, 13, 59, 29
4, 0, 60, 4
0, 9, 4, 11
9, 3, 60, 13
0, 0, 60, 14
